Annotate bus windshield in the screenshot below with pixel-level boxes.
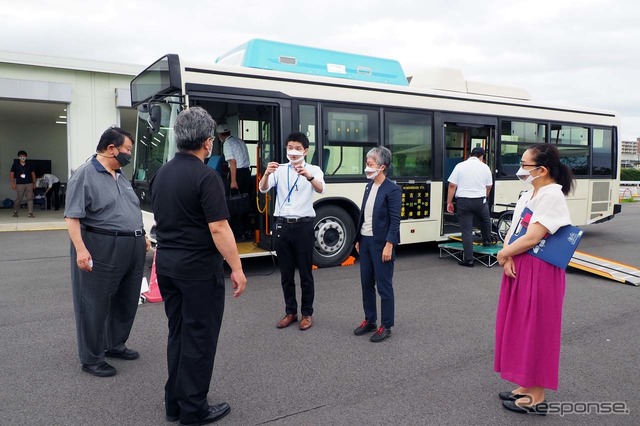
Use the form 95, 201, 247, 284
133, 97, 183, 211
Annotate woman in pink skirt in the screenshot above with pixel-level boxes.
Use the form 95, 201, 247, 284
495, 144, 575, 416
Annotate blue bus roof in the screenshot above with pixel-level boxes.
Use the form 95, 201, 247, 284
215, 39, 408, 86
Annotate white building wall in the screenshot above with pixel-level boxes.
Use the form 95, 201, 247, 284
0, 52, 139, 179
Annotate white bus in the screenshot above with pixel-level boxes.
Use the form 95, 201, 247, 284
130, 39, 621, 268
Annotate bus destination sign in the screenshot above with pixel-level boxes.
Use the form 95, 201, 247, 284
400, 182, 430, 219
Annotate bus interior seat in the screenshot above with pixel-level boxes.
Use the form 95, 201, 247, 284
206, 155, 224, 172
444, 157, 464, 180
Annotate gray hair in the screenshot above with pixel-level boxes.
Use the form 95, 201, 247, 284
175, 106, 216, 151
366, 146, 392, 175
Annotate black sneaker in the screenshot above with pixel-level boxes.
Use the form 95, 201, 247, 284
370, 326, 391, 342
354, 320, 377, 335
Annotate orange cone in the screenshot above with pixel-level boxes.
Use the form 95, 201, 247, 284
142, 251, 163, 303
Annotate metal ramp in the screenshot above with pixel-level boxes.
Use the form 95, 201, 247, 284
569, 251, 640, 286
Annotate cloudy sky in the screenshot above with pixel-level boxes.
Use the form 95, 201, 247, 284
2, 0, 639, 140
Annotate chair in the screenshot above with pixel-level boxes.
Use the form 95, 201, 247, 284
33, 187, 47, 210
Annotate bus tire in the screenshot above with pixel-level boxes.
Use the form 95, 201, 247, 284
313, 205, 355, 268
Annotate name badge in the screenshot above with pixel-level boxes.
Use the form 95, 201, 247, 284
20, 174, 26, 179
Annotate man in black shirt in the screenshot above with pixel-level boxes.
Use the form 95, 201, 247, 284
9, 150, 36, 217
150, 106, 247, 426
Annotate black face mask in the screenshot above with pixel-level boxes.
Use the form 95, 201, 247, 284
115, 151, 132, 167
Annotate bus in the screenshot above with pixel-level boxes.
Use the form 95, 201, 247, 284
130, 39, 621, 268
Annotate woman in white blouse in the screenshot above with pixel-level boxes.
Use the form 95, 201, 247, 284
495, 144, 575, 416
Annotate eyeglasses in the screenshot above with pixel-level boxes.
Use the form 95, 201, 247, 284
520, 163, 538, 167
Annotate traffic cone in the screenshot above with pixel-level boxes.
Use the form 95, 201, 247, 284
142, 251, 163, 303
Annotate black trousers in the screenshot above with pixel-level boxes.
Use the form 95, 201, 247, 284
70, 231, 146, 365
46, 182, 61, 210
157, 261, 225, 424
456, 197, 492, 262
229, 167, 252, 236
273, 220, 315, 316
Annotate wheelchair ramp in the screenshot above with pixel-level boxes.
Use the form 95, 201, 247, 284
569, 251, 640, 286
237, 241, 274, 258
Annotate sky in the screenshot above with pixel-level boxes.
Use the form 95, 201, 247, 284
2, 0, 639, 140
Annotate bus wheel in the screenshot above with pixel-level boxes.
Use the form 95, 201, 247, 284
313, 205, 355, 268
496, 211, 513, 242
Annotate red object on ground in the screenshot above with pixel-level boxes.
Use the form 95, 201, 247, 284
142, 251, 163, 303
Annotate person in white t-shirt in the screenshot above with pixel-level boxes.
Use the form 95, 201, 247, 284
217, 124, 252, 240
446, 146, 494, 266
494, 143, 575, 416
40, 172, 61, 210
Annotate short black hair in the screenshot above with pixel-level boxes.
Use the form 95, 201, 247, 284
470, 146, 485, 157
96, 127, 133, 152
17, 150, 27, 156
286, 131, 309, 149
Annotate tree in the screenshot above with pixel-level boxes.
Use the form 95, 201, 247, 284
621, 168, 640, 181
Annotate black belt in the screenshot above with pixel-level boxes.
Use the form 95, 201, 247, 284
276, 217, 313, 224
83, 225, 145, 237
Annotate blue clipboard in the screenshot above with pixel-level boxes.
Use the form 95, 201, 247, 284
509, 207, 583, 269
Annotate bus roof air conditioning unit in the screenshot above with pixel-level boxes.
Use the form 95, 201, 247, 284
215, 39, 409, 86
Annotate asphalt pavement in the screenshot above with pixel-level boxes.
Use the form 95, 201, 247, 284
1, 204, 639, 425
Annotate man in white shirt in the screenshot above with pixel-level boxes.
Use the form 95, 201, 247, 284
446, 146, 493, 267
259, 132, 325, 330
217, 124, 252, 240
41, 172, 61, 210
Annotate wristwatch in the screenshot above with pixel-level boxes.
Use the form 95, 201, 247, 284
307, 176, 315, 182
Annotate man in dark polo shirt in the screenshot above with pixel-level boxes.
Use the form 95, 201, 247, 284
150, 107, 247, 426
9, 150, 36, 217
64, 127, 150, 378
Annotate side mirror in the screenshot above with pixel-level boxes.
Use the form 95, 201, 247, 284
149, 105, 162, 133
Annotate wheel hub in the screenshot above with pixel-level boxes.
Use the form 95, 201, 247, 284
315, 219, 345, 255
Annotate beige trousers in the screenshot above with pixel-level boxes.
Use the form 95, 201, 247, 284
14, 184, 34, 213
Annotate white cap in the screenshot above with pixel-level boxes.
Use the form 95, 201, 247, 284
216, 124, 230, 134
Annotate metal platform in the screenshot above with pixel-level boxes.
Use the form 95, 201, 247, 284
569, 251, 640, 286
438, 241, 503, 268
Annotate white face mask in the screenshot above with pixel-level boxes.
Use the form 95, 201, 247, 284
206, 141, 213, 159
287, 149, 304, 164
364, 166, 381, 180
516, 166, 540, 184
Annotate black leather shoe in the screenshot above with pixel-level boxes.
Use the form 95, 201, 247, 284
179, 403, 231, 426
81, 361, 116, 377
498, 391, 527, 401
354, 320, 377, 335
482, 241, 492, 247
458, 260, 474, 267
502, 399, 548, 415
370, 326, 391, 342
105, 348, 139, 360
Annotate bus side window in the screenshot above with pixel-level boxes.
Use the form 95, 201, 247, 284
311, 148, 330, 172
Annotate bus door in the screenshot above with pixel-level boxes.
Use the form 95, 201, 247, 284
189, 94, 291, 250
441, 116, 496, 236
